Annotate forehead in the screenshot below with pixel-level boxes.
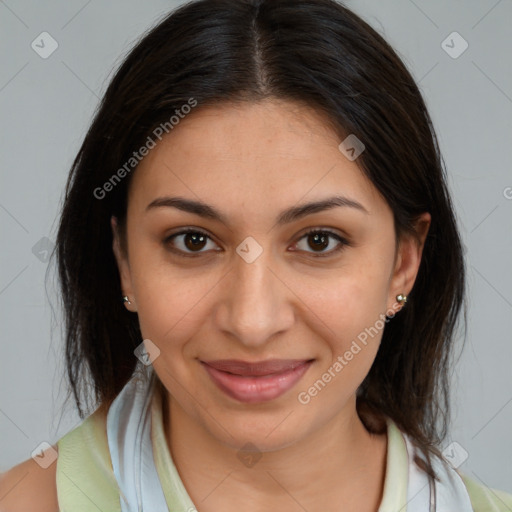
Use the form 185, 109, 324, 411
127, 99, 387, 221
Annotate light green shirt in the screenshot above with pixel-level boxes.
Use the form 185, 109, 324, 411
56, 385, 512, 511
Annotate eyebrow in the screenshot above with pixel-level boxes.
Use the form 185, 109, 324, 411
145, 194, 369, 226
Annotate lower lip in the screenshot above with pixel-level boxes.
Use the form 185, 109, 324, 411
201, 360, 313, 403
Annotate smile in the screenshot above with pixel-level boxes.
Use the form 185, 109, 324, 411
200, 359, 314, 403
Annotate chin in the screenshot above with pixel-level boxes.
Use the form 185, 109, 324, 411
206, 406, 313, 453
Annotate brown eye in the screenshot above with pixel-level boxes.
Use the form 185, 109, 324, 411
183, 232, 208, 251
164, 229, 217, 255
293, 229, 348, 257
307, 232, 330, 251
164, 227, 349, 259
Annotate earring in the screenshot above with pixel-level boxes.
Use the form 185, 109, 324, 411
396, 294, 408, 305
123, 295, 132, 305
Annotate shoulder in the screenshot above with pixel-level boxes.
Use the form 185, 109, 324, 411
459, 472, 512, 512
0, 403, 119, 512
55, 404, 122, 511
0, 444, 59, 512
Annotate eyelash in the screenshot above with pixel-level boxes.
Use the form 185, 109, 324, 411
163, 227, 349, 259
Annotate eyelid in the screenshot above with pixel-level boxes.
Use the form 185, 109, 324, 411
163, 227, 218, 257
163, 226, 350, 258
292, 227, 349, 258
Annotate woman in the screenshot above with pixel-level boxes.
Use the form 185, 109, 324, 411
1, 0, 510, 510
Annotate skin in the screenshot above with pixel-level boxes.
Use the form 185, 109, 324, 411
0, 447, 59, 512
112, 99, 430, 512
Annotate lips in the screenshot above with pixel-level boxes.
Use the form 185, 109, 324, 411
200, 358, 314, 403
201, 359, 312, 376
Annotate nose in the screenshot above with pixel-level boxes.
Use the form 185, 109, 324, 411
214, 245, 295, 349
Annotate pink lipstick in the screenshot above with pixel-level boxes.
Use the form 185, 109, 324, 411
201, 358, 313, 403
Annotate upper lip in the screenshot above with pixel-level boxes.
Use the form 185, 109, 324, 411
201, 359, 313, 376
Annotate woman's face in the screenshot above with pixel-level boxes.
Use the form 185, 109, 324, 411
112, 99, 429, 452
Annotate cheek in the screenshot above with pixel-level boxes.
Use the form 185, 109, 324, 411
293, 268, 390, 409
130, 248, 220, 355
135, 276, 210, 343
133, 275, 211, 394
296, 258, 392, 344
130, 230, 394, 358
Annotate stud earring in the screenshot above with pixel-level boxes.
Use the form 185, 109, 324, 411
396, 294, 408, 305
123, 295, 132, 305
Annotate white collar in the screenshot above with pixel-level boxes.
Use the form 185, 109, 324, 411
107, 363, 474, 512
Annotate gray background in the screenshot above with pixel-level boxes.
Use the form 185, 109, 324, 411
1, 0, 511, 496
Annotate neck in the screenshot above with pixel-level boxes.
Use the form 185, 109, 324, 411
162, 390, 388, 511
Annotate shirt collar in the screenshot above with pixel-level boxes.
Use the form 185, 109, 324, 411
151, 382, 409, 511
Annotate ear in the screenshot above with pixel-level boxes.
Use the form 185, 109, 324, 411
111, 215, 137, 312
387, 212, 431, 311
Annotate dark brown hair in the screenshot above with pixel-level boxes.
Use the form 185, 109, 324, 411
52, 0, 466, 481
